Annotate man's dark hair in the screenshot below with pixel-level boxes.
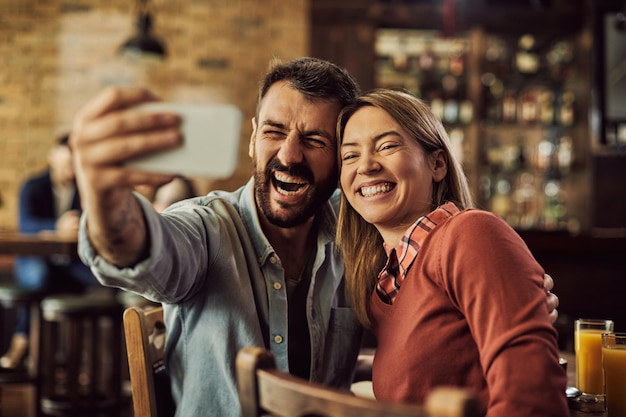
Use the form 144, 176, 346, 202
256, 57, 360, 116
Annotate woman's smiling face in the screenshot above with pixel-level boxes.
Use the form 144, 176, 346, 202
339, 105, 445, 235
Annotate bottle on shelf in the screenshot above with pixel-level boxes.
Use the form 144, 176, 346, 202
459, 97, 474, 125
484, 35, 511, 75
557, 90, 575, 127
518, 88, 538, 125
556, 135, 574, 173
546, 39, 574, 79
514, 34, 540, 75
491, 173, 513, 222
511, 141, 538, 229
429, 91, 445, 122
441, 74, 459, 124
448, 40, 466, 77
537, 88, 556, 126
481, 73, 503, 122
501, 88, 517, 123
542, 165, 568, 231
535, 136, 556, 172
374, 28, 584, 232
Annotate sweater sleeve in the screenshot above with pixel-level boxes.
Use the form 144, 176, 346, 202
435, 210, 568, 417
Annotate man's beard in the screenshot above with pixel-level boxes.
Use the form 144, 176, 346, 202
254, 158, 337, 228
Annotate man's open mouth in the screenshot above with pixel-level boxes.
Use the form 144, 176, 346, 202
273, 172, 309, 196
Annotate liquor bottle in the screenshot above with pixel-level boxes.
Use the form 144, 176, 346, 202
546, 39, 574, 79
418, 41, 438, 72
535, 137, 555, 172
502, 89, 517, 123
484, 35, 511, 76
557, 135, 574, 173
512, 142, 538, 229
442, 74, 459, 124
491, 174, 513, 222
449, 39, 466, 77
515, 34, 540, 75
538, 88, 555, 125
443, 97, 459, 124
542, 166, 567, 230
557, 90, 575, 127
459, 98, 474, 124
518, 88, 538, 125
483, 74, 503, 122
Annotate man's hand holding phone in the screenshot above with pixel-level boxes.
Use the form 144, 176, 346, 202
70, 87, 242, 266
127, 102, 243, 178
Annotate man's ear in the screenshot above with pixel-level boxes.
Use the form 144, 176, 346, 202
431, 149, 448, 183
249, 117, 257, 159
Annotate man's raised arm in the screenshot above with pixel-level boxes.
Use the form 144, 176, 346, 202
70, 86, 182, 267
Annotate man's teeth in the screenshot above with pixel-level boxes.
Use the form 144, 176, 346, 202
274, 172, 307, 195
360, 183, 392, 197
275, 173, 306, 185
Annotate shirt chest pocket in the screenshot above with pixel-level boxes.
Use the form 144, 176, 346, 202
317, 307, 363, 389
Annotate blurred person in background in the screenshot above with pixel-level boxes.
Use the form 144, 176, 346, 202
150, 175, 197, 213
0, 134, 99, 369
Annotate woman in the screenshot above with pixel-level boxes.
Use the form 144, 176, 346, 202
336, 89, 568, 416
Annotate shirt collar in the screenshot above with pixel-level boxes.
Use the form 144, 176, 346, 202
385, 201, 461, 278
376, 201, 461, 304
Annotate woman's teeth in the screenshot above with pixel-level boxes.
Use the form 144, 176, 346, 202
360, 183, 392, 197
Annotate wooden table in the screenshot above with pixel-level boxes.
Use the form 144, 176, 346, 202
0, 231, 84, 416
354, 350, 604, 416
0, 232, 78, 258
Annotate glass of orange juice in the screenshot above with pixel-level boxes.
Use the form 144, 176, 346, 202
575, 319, 614, 394
602, 332, 626, 417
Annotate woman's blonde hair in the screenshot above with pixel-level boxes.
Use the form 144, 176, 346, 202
336, 89, 474, 327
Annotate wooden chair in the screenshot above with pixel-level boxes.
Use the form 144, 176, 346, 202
123, 305, 175, 417
236, 346, 480, 417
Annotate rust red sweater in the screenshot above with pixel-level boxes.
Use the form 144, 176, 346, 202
370, 209, 568, 417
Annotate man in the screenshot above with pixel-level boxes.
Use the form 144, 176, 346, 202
1, 134, 99, 369
70, 58, 558, 416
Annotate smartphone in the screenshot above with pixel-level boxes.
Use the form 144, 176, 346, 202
127, 102, 243, 178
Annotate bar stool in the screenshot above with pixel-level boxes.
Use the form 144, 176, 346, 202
39, 292, 123, 417
0, 284, 47, 417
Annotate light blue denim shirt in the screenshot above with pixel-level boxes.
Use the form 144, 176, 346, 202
78, 178, 363, 417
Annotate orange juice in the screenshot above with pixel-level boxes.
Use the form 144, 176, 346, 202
603, 335, 626, 417
575, 328, 607, 394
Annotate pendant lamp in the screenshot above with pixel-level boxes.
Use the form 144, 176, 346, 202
119, 0, 166, 60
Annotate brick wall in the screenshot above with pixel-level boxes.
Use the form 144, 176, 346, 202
0, 0, 309, 231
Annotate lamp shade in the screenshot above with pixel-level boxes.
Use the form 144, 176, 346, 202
119, 12, 166, 60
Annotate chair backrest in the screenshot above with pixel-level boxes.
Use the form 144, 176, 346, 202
123, 305, 175, 417
236, 346, 481, 417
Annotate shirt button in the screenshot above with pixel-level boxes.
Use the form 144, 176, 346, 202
274, 335, 283, 344
273, 282, 282, 290
269, 256, 277, 264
